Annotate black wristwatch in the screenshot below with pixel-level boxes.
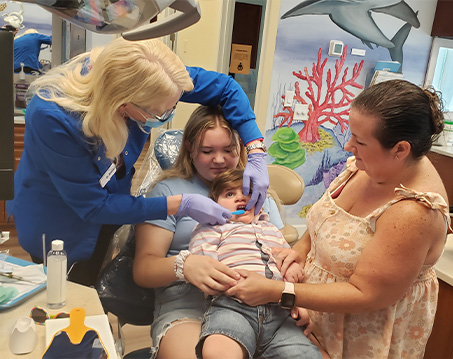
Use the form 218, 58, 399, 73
280, 282, 296, 309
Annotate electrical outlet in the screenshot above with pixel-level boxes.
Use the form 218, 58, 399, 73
293, 103, 309, 121
284, 91, 295, 107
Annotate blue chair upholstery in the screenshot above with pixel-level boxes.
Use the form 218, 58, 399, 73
154, 129, 183, 170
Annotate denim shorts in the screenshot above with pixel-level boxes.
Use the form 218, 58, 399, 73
150, 281, 206, 358
196, 295, 321, 359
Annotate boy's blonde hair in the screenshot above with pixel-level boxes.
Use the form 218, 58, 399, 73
30, 37, 194, 159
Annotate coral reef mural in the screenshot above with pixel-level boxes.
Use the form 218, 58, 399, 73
264, 0, 434, 225
268, 47, 363, 219
273, 46, 363, 143
268, 127, 306, 169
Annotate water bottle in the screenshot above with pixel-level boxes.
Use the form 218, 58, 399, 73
15, 62, 29, 109
46, 240, 67, 309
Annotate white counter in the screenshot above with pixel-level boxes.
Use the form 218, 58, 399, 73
431, 144, 453, 158
429, 146, 453, 286
435, 233, 453, 286
14, 115, 25, 125
0, 281, 111, 359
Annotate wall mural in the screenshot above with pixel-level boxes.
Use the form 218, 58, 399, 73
264, 0, 434, 224
282, 0, 420, 70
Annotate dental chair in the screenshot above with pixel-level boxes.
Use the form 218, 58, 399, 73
97, 129, 305, 358
152, 130, 305, 246
267, 164, 305, 246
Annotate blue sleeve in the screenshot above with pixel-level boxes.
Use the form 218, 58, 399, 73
28, 100, 166, 224
263, 196, 284, 230
181, 66, 263, 145
38, 34, 52, 45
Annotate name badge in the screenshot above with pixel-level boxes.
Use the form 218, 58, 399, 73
99, 163, 116, 188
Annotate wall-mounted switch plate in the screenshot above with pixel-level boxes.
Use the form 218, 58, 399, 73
284, 91, 295, 107
293, 103, 309, 121
328, 40, 344, 57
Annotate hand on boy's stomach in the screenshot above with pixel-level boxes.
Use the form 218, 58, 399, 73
284, 262, 305, 283
184, 255, 241, 295
272, 247, 303, 275
225, 270, 282, 307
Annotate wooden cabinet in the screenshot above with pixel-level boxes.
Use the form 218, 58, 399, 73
13, 123, 25, 171
427, 150, 453, 205
0, 202, 7, 227
431, 0, 453, 38
0, 123, 25, 228
424, 149, 453, 358
424, 279, 453, 358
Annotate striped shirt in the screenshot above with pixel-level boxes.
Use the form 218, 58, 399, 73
189, 213, 289, 280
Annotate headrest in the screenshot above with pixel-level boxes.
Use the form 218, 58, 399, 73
154, 129, 183, 170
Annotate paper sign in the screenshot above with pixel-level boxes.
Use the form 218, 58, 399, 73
229, 44, 252, 74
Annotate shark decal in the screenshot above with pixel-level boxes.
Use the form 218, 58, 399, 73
282, 0, 419, 65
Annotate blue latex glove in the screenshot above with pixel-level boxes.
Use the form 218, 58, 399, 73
177, 193, 232, 225
243, 152, 269, 215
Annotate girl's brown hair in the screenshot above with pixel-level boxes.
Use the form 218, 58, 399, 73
157, 105, 247, 182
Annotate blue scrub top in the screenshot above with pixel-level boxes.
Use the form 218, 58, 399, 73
14, 33, 52, 72
7, 66, 263, 265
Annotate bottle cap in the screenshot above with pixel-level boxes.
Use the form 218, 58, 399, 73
51, 240, 64, 251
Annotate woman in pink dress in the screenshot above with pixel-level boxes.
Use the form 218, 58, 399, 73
226, 79, 452, 359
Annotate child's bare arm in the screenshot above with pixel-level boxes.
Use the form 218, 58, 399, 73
283, 261, 304, 283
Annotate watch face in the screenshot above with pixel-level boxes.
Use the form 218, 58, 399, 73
280, 292, 295, 309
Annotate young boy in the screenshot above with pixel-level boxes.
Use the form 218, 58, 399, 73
189, 169, 322, 359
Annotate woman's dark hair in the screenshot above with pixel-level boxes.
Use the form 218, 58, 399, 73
351, 79, 444, 158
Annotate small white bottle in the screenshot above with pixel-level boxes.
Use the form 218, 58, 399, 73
15, 62, 29, 109
46, 240, 67, 309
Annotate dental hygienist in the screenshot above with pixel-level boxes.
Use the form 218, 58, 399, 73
7, 37, 268, 286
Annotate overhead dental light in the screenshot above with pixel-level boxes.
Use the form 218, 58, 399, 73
2, 1, 25, 29
17, 0, 201, 40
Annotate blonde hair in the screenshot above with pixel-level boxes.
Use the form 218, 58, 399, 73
157, 105, 247, 182
29, 37, 194, 159
15, 28, 38, 38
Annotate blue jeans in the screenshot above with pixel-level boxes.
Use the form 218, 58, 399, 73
196, 295, 322, 359
150, 281, 206, 358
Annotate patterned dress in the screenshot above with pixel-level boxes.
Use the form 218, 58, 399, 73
304, 157, 451, 359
